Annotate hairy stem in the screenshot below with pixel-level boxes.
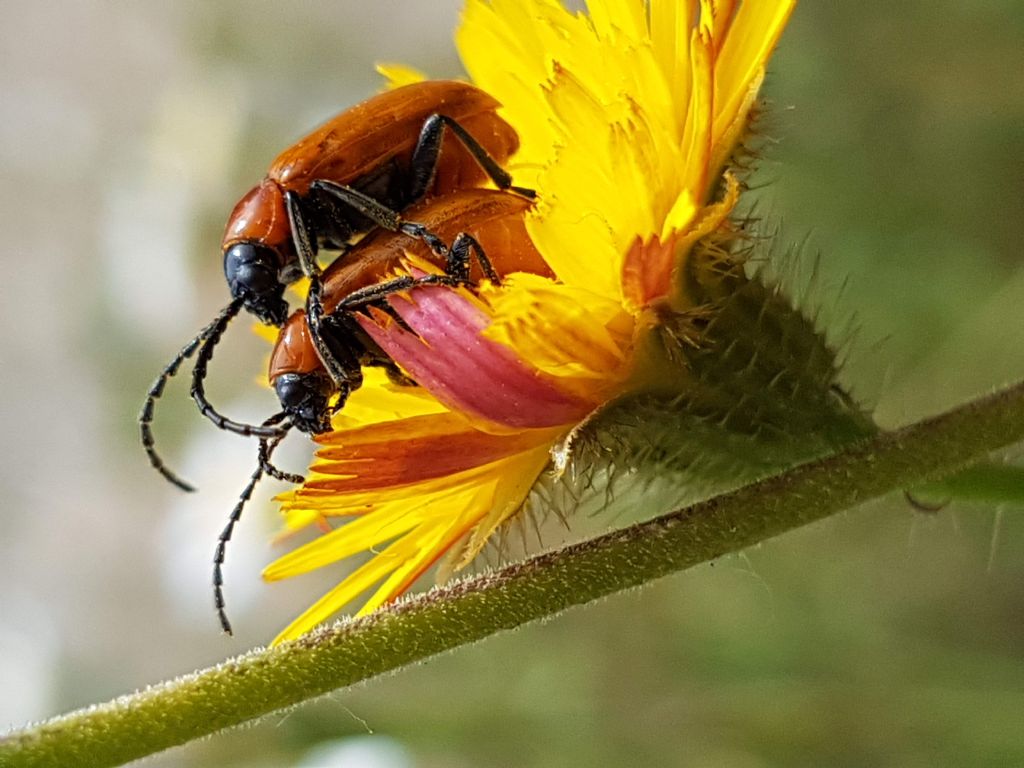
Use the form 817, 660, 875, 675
3, 380, 1024, 768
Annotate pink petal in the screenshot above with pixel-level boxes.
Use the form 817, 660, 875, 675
357, 285, 594, 430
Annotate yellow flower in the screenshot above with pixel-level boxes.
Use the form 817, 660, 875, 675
265, 0, 796, 644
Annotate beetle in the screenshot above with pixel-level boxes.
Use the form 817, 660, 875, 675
141, 80, 533, 490
206, 189, 553, 633
222, 79, 531, 326
264, 187, 553, 435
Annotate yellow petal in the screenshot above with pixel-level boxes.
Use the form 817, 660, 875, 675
375, 62, 428, 89
456, 445, 552, 569
268, 436, 555, 644
677, 24, 715, 219
265, 475, 489, 581
480, 273, 634, 390
713, 0, 797, 149
327, 368, 448, 431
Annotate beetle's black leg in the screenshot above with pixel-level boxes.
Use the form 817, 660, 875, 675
300, 273, 348, 392
139, 310, 228, 492
308, 181, 402, 231
305, 181, 457, 289
294, 185, 402, 400
190, 299, 291, 439
304, 294, 365, 398
408, 114, 537, 201
284, 188, 332, 350
335, 231, 498, 315
335, 276, 421, 311
335, 274, 465, 314
309, 180, 450, 259
284, 190, 321, 281
447, 232, 500, 284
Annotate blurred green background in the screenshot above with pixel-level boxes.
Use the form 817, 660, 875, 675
1, 2, 1022, 766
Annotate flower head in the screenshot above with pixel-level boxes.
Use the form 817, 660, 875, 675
266, 0, 796, 644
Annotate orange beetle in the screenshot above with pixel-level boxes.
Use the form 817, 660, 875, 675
141, 81, 532, 490
222, 79, 527, 326
267, 187, 552, 433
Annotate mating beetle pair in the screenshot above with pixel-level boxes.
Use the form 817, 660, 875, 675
138, 80, 543, 632
140, 80, 535, 488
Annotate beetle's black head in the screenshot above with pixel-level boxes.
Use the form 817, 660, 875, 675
223, 242, 289, 327
273, 371, 336, 435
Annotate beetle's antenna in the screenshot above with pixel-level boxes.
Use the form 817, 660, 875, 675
254, 411, 305, 484
260, 428, 305, 485
139, 303, 238, 492
190, 298, 291, 439
214, 419, 297, 635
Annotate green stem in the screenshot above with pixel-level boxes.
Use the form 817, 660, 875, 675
912, 462, 1024, 506
4, 380, 1024, 768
